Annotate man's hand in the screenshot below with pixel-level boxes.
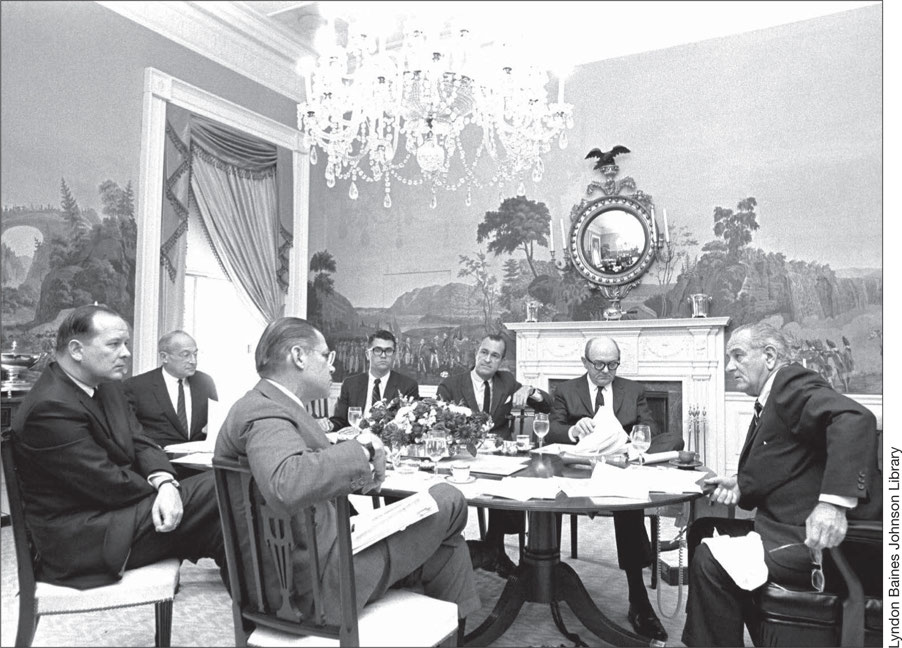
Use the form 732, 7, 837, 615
356, 432, 386, 494
569, 417, 596, 442
704, 475, 741, 507
152, 482, 183, 532
805, 502, 848, 550
316, 418, 333, 432
512, 385, 533, 408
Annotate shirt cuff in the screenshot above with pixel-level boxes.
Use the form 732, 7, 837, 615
819, 494, 856, 509
568, 426, 578, 443
148, 471, 175, 490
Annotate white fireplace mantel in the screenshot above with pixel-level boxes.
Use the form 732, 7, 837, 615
507, 317, 732, 474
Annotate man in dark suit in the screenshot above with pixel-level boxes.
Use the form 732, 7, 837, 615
124, 330, 218, 450
10, 305, 225, 589
437, 334, 551, 577
548, 336, 682, 642
215, 317, 480, 631
682, 323, 880, 647
324, 329, 419, 432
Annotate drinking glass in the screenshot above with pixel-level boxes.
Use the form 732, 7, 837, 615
388, 442, 403, 468
425, 432, 448, 475
348, 407, 363, 429
533, 413, 549, 448
630, 424, 651, 462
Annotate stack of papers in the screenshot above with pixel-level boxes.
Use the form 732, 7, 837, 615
350, 491, 439, 554
468, 455, 530, 476
169, 452, 213, 468
164, 440, 213, 454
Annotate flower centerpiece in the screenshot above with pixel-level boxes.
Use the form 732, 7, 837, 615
362, 396, 492, 457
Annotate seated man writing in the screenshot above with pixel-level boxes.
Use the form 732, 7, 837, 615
214, 317, 480, 634
681, 323, 880, 646
547, 335, 683, 643
11, 304, 226, 589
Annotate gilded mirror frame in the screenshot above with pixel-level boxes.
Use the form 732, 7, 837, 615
568, 195, 656, 288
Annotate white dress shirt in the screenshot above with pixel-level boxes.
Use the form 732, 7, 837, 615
161, 368, 192, 432
365, 370, 392, 416
470, 370, 492, 412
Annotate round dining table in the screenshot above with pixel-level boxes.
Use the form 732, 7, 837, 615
380, 453, 707, 647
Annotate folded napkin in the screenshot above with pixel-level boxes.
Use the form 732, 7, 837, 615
573, 405, 630, 456
701, 531, 769, 590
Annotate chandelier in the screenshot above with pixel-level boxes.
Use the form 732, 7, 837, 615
297, 16, 574, 209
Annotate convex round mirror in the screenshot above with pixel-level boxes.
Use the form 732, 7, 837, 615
569, 195, 656, 286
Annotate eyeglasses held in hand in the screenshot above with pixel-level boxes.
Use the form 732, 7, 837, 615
370, 346, 395, 357
583, 358, 620, 372
768, 543, 825, 592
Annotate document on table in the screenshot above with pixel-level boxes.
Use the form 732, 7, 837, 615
169, 452, 213, 467
164, 441, 213, 454
477, 477, 562, 501
350, 490, 439, 554
468, 454, 530, 476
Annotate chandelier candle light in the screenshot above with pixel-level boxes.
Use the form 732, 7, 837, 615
298, 12, 574, 208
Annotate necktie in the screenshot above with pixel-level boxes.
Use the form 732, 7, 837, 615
177, 378, 189, 437
482, 380, 491, 413
749, 400, 763, 435
594, 386, 605, 412
372, 377, 382, 405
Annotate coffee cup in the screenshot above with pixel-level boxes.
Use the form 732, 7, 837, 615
677, 450, 698, 464
451, 461, 471, 482
516, 434, 531, 452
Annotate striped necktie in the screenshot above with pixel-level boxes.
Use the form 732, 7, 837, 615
177, 379, 189, 437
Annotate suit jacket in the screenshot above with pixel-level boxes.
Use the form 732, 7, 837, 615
330, 370, 419, 430
10, 362, 174, 588
214, 379, 375, 618
739, 363, 880, 553
124, 367, 218, 445
436, 369, 551, 438
548, 374, 680, 452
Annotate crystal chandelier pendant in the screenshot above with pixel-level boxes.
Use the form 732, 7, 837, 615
349, 181, 359, 200
465, 188, 472, 207
559, 131, 568, 150
430, 192, 437, 209
309, 145, 318, 165
383, 192, 392, 209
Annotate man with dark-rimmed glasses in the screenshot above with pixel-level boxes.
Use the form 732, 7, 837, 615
548, 336, 684, 642
325, 329, 420, 432
682, 322, 881, 646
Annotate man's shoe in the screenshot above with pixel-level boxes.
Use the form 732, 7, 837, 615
627, 604, 668, 642
466, 540, 496, 571
493, 550, 517, 578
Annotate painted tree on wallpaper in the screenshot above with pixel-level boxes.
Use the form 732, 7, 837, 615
0, 179, 137, 362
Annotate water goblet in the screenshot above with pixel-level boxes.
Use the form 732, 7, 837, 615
348, 407, 363, 429
425, 432, 447, 476
630, 424, 651, 462
388, 442, 403, 468
533, 413, 549, 448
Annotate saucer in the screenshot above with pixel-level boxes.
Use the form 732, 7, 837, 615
668, 459, 702, 470
445, 475, 476, 485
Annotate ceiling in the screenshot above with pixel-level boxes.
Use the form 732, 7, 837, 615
242, 0, 879, 68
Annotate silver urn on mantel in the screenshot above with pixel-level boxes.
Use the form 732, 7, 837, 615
688, 293, 712, 318
1, 340, 44, 393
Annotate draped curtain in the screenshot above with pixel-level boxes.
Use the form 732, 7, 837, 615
159, 109, 292, 329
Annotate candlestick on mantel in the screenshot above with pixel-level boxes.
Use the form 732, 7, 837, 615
663, 208, 670, 243
650, 206, 657, 243
559, 218, 568, 253
549, 217, 555, 253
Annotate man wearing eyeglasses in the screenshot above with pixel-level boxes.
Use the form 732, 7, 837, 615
125, 330, 218, 454
681, 322, 880, 647
548, 336, 683, 643
325, 330, 420, 432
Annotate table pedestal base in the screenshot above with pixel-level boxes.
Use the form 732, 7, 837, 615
465, 511, 662, 647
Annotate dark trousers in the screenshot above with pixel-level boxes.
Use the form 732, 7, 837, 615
126, 471, 227, 583
681, 517, 811, 647
554, 509, 652, 569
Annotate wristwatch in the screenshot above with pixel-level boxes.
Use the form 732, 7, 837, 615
157, 477, 181, 491
357, 433, 377, 461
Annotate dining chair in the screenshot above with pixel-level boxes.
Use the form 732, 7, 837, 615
1, 431, 180, 648
307, 397, 330, 420
212, 455, 460, 647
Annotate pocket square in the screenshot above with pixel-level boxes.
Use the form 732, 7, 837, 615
505, 395, 512, 404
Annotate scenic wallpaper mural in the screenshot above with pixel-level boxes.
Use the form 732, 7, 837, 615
1, 2, 882, 395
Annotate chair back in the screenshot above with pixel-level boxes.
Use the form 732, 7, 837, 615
308, 398, 330, 420
1, 430, 38, 602
212, 456, 360, 646
506, 408, 534, 440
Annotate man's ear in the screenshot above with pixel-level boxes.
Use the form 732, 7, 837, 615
68, 338, 84, 361
291, 345, 305, 370
762, 344, 779, 369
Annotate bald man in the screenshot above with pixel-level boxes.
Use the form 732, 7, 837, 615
125, 331, 218, 472
548, 336, 683, 643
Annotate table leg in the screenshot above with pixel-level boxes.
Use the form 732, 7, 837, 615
464, 566, 529, 647
555, 560, 654, 646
